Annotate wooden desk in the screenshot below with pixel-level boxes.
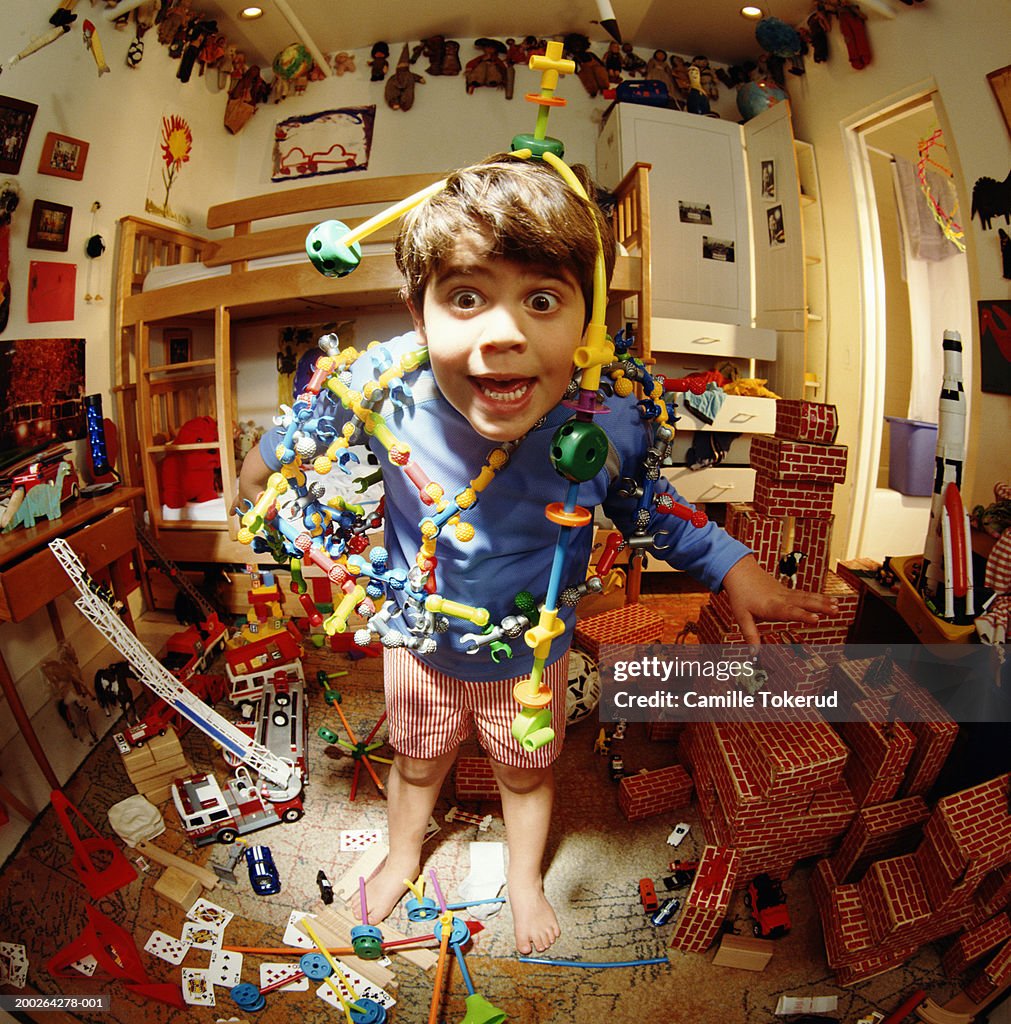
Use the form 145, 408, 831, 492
0, 487, 144, 789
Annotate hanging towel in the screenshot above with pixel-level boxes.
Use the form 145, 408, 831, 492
892, 155, 959, 262
684, 381, 726, 424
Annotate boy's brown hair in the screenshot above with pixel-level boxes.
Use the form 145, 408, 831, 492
395, 153, 616, 323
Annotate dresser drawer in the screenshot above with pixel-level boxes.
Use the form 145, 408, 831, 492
652, 317, 777, 360
662, 466, 756, 505
0, 507, 135, 622
673, 394, 776, 434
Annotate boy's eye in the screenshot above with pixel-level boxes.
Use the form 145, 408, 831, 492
527, 291, 560, 313
449, 288, 483, 311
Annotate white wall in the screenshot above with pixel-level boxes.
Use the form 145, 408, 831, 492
786, 0, 1011, 558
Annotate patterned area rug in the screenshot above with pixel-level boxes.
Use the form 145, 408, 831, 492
0, 637, 958, 1024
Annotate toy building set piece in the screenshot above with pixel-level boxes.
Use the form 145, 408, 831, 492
617, 764, 693, 821
668, 845, 740, 953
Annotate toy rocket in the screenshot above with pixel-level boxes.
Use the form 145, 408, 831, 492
83, 20, 111, 76
919, 329, 974, 621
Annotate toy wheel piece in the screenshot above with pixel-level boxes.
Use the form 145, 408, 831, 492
281, 807, 303, 823
231, 982, 266, 1011
216, 828, 239, 844
350, 998, 387, 1024
299, 952, 332, 980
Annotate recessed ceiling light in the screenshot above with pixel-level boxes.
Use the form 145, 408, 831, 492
741, 5, 764, 17
240, 6, 264, 18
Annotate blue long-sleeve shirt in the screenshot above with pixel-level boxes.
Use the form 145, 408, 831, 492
259, 331, 751, 680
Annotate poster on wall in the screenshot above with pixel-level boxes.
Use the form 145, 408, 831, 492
145, 113, 195, 226
978, 299, 1011, 395
271, 106, 375, 182
27, 261, 76, 322
0, 337, 85, 451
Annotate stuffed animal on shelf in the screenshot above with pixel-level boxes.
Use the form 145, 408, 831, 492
368, 41, 389, 81
385, 44, 425, 111
465, 38, 508, 95
157, 414, 220, 508
563, 33, 609, 97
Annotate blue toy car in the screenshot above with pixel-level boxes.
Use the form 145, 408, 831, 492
245, 844, 281, 895
651, 896, 681, 927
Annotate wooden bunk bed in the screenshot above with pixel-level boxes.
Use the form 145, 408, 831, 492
113, 162, 652, 578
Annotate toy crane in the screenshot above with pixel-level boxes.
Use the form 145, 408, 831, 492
49, 537, 295, 790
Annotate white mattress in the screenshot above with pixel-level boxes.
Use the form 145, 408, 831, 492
143, 243, 391, 291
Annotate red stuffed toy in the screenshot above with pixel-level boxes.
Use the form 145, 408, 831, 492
158, 415, 220, 508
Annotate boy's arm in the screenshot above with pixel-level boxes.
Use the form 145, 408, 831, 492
721, 553, 838, 645
238, 438, 273, 505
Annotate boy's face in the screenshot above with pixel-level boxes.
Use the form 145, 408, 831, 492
410, 231, 585, 442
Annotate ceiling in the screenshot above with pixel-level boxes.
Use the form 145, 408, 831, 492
184, 0, 818, 71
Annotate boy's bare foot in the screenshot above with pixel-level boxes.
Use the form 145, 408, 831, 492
362, 860, 418, 925
510, 885, 560, 955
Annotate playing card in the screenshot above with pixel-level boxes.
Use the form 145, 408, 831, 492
144, 930, 191, 965
69, 955, 97, 977
181, 968, 216, 1007
207, 950, 243, 987
340, 829, 380, 852
260, 962, 308, 992
182, 920, 225, 950
314, 962, 395, 1011
187, 897, 234, 929
282, 911, 316, 949
0, 942, 28, 988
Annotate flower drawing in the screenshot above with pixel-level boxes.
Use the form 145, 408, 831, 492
159, 114, 193, 210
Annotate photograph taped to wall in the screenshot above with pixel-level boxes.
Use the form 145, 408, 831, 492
271, 106, 375, 182
0, 337, 85, 451
38, 132, 89, 181
767, 205, 785, 247
678, 200, 712, 225
0, 95, 37, 175
978, 298, 1011, 395
761, 159, 776, 199
27, 199, 72, 251
702, 236, 735, 262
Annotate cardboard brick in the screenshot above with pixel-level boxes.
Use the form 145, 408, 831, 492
830, 796, 931, 883
752, 475, 836, 519
618, 764, 693, 821
791, 515, 834, 592
775, 400, 839, 444
573, 605, 665, 660
454, 756, 500, 803
749, 435, 848, 484
942, 913, 1011, 976
725, 503, 783, 576
669, 846, 739, 954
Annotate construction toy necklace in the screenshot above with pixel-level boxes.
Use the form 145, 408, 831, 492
238, 41, 705, 752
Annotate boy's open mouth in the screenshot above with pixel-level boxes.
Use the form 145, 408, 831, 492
471, 376, 533, 403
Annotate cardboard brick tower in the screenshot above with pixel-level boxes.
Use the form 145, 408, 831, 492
697, 399, 858, 645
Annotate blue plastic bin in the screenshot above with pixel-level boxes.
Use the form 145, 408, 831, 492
884, 416, 938, 496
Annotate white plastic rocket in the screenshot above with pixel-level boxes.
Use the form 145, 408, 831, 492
919, 329, 974, 621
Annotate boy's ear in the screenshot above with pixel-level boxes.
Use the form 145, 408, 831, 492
407, 297, 427, 341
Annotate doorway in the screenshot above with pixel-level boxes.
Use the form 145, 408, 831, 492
843, 88, 972, 561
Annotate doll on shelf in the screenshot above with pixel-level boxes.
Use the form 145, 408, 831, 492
465, 38, 508, 94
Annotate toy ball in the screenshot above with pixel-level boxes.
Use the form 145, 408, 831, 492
274, 42, 313, 81
565, 648, 601, 724
737, 80, 788, 122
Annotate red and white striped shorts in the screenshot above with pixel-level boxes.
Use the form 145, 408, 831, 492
383, 646, 570, 768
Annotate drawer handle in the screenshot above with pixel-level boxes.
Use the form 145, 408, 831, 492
729, 412, 756, 424
690, 337, 721, 346
696, 484, 734, 501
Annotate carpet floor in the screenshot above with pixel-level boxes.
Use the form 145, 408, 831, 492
0, 604, 961, 1024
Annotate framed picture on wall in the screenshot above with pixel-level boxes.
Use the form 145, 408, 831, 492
38, 132, 90, 180
987, 65, 1011, 139
165, 328, 192, 364
27, 200, 72, 251
0, 95, 38, 174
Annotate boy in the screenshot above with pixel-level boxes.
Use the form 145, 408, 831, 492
241, 154, 837, 955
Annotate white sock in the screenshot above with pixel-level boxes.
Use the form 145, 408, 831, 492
454, 842, 506, 920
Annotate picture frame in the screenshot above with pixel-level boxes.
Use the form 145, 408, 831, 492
37, 131, 89, 180
987, 65, 1011, 139
0, 95, 38, 174
165, 327, 192, 364
27, 200, 72, 252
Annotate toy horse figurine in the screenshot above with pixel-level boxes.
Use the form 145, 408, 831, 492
57, 687, 98, 743
94, 661, 140, 723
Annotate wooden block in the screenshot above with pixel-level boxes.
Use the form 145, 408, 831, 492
915, 999, 974, 1024
121, 745, 155, 771
126, 756, 191, 785
146, 730, 185, 759
316, 903, 438, 972
135, 839, 219, 890
712, 934, 774, 971
137, 783, 173, 804
155, 865, 202, 909
334, 845, 388, 902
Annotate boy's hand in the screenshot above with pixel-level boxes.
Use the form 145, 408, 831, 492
721, 554, 839, 646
